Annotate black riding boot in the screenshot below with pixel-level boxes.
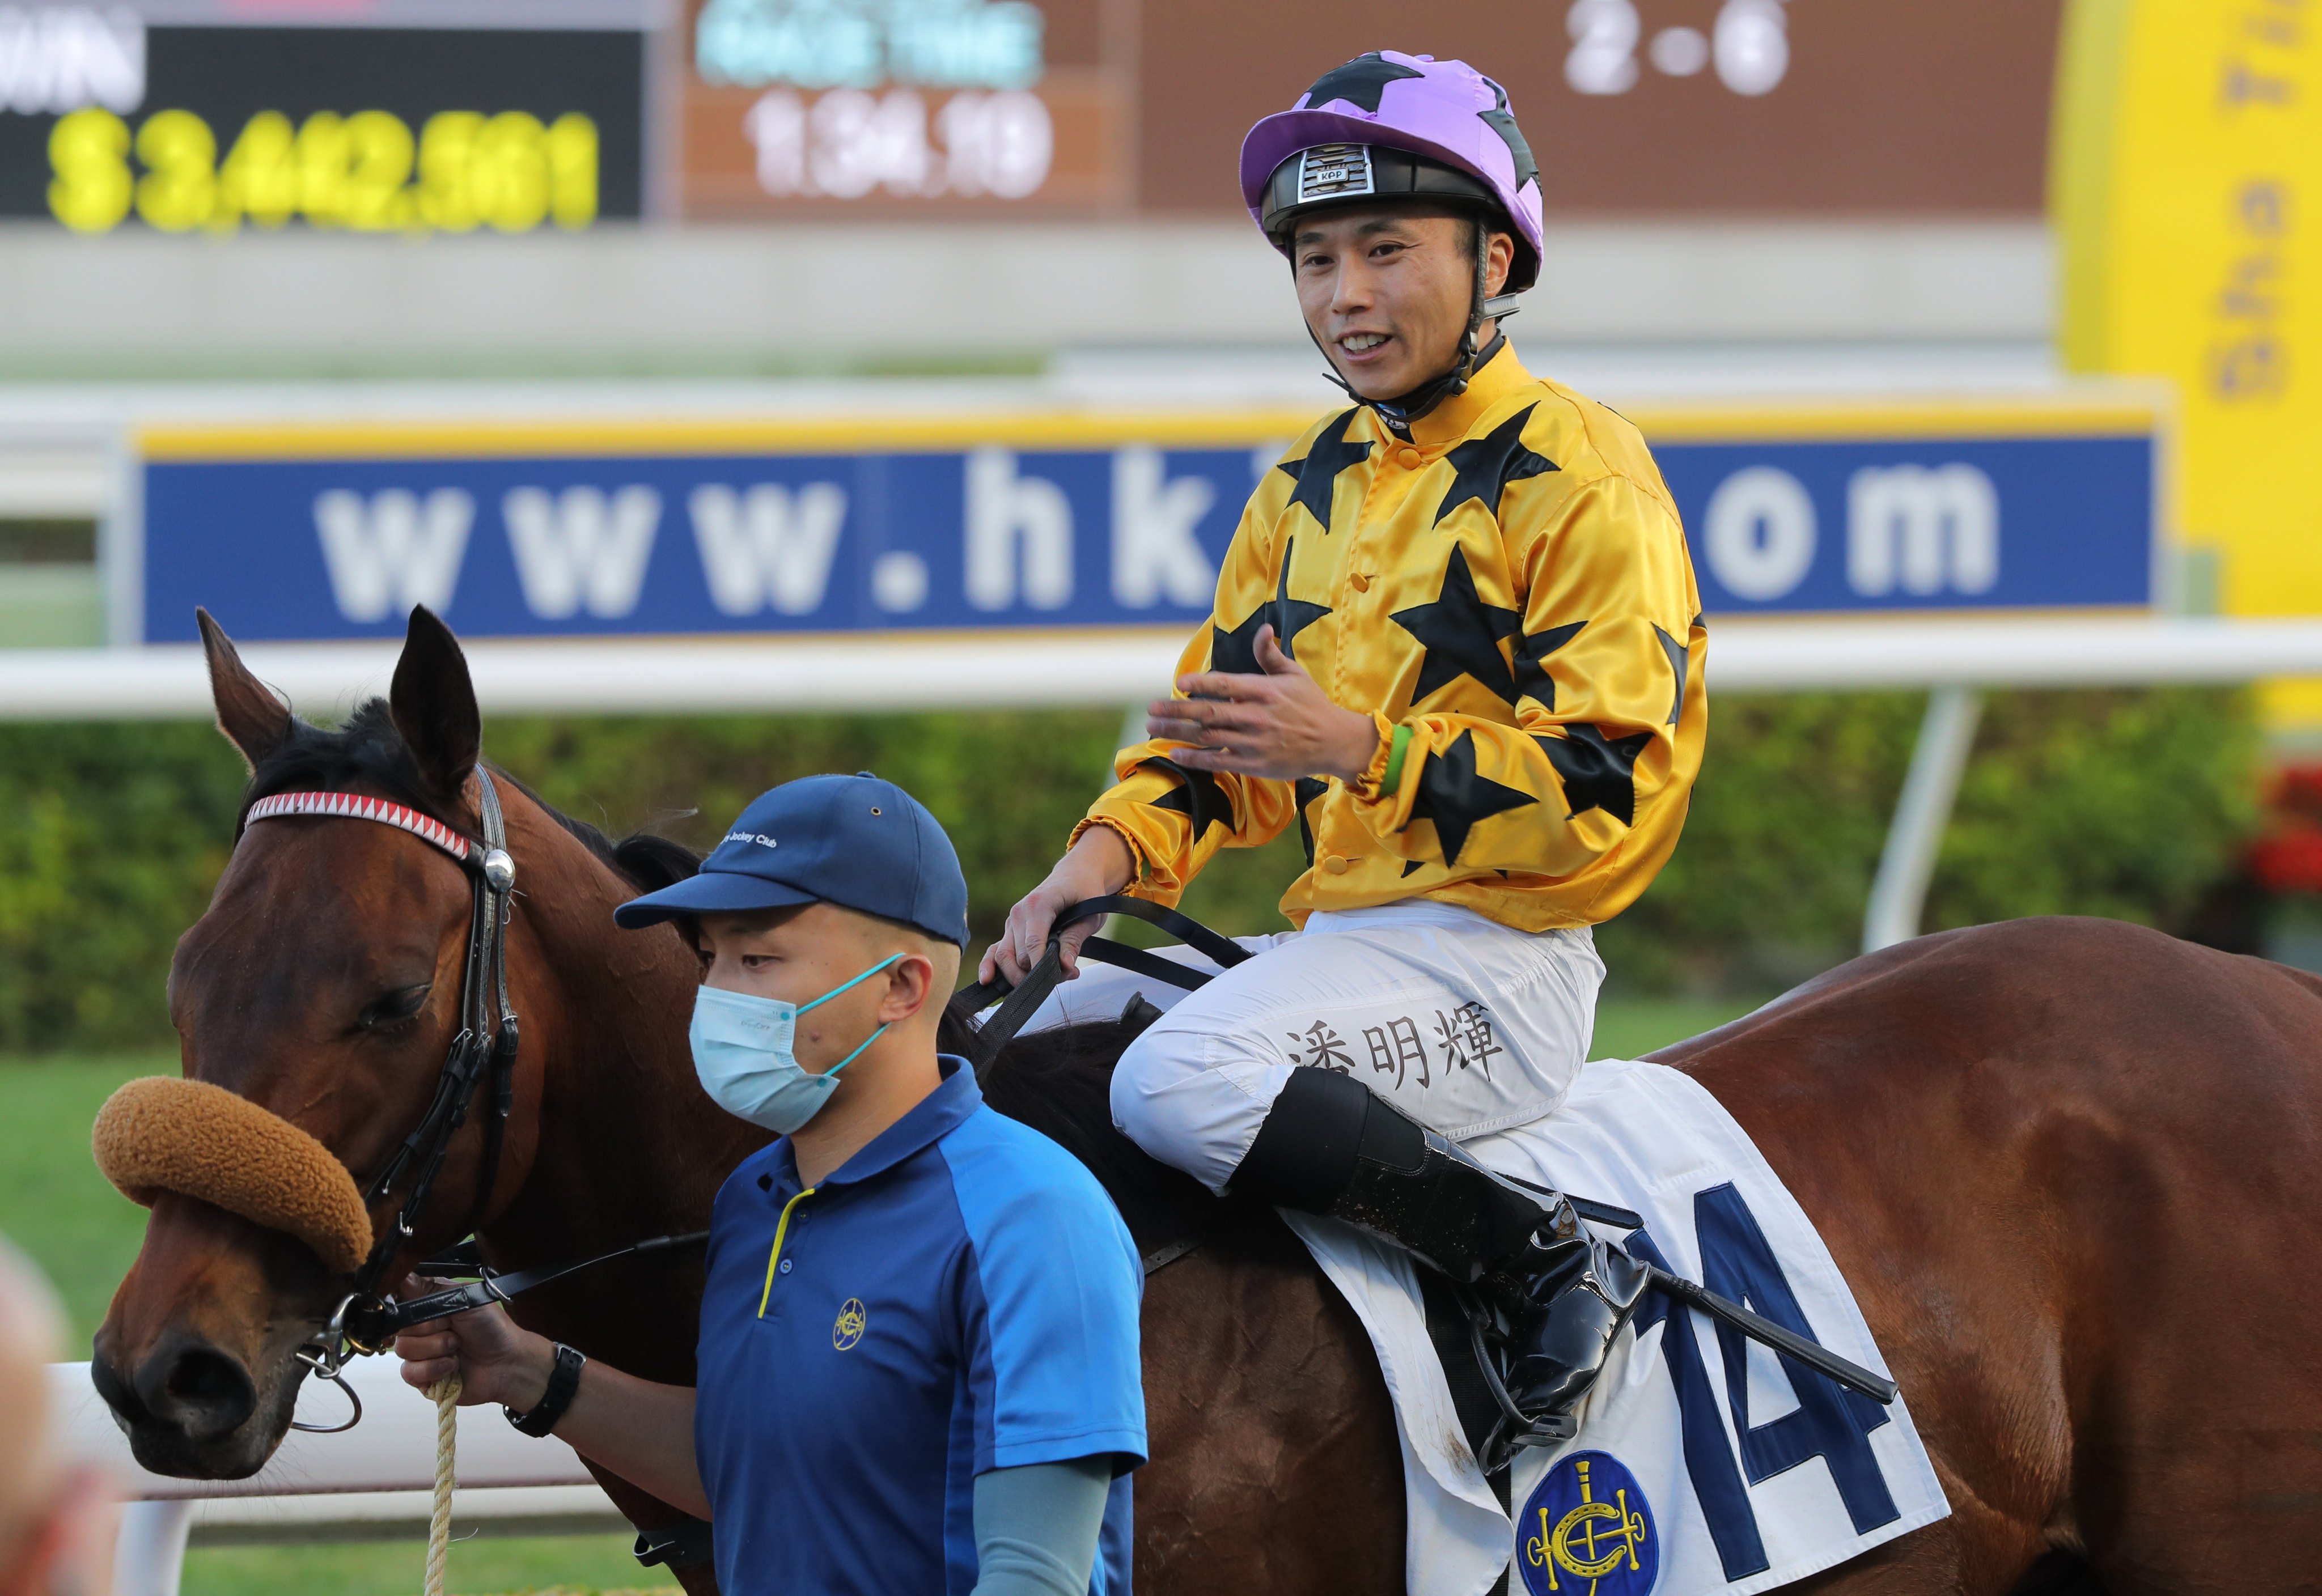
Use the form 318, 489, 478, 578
1231, 1066, 1650, 1444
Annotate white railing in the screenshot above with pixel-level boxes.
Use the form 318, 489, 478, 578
48, 1359, 618, 1596
6, 614, 2322, 723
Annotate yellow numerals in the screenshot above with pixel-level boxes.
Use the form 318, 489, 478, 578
416, 111, 599, 232
48, 107, 133, 232
46, 108, 601, 235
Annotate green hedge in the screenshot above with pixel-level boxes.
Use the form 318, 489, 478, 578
0, 687, 2260, 1051
1594, 687, 2262, 995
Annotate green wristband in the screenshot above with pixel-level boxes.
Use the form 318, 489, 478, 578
1378, 725, 1413, 795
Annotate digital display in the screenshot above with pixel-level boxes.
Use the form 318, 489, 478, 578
0, 18, 645, 231
679, 0, 1129, 218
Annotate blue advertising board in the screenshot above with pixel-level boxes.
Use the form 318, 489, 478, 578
123, 400, 2161, 645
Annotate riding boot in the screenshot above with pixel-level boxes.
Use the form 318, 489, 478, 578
1230, 1065, 1647, 1441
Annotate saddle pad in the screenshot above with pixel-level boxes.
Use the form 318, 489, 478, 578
1280, 1056, 1950, 1596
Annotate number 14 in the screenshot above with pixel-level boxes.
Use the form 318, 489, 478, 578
1624, 1183, 1901, 1582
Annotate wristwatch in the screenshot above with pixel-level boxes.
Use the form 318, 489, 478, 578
504, 1342, 586, 1437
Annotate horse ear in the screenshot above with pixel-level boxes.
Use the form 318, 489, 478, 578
197, 607, 292, 770
388, 606, 481, 800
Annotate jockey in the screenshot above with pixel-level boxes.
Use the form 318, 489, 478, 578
983, 52, 1706, 1444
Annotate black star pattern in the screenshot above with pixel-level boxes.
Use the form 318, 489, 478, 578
1143, 758, 1236, 847
1654, 623, 1688, 725
1302, 53, 1424, 114
1431, 406, 1557, 527
1209, 599, 1270, 676
1478, 80, 1541, 193
1536, 725, 1654, 827
1401, 859, 1426, 878
1277, 410, 1372, 532
1511, 620, 1586, 710
1391, 546, 1522, 704
1273, 540, 1332, 662
1294, 776, 1328, 865
1405, 730, 1535, 867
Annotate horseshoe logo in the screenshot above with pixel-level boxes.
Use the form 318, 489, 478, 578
1518, 1452, 1656, 1595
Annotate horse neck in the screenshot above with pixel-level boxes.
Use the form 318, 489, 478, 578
480, 789, 755, 1263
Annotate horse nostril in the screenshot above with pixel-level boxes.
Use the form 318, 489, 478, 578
135, 1335, 258, 1442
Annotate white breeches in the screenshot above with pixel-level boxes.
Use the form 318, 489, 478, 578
1015, 900, 1604, 1194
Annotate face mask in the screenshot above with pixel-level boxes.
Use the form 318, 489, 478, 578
688, 953, 904, 1135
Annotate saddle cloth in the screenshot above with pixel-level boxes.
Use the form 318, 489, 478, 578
1280, 1056, 1951, 1596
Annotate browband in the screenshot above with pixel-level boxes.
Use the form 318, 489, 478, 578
247, 791, 473, 863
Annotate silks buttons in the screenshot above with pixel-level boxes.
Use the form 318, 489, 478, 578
1322, 854, 1351, 875
1393, 444, 1424, 470
1349, 571, 1372, 592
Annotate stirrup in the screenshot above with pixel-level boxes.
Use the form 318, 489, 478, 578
1454, 1283, 1576, 1476
1459, 1236, 1651, 1474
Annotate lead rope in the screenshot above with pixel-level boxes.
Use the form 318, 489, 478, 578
423, 1374, 461, 1596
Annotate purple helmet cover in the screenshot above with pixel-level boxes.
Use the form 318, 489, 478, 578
1239, 50, 1544, 278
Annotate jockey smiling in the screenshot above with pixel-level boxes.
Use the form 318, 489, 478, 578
983, 51, 1707, 1444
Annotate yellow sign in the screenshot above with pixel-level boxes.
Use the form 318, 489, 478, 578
2053, 0, 2322, 725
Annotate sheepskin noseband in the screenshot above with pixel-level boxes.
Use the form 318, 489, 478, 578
92, 1076, 373, 1274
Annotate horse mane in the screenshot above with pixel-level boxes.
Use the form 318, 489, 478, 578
941, 1005, 1223, 1257
240, 699, 700, 892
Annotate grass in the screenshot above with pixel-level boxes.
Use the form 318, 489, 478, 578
0, 998, 1753, 1594
182, 1536, 678, 1596
1589, 997, 1760, 1062
0, 1050, 161, 1349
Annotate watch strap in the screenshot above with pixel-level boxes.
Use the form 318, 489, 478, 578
504, 1342, 585, 1437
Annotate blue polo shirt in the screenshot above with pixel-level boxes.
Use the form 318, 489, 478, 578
696, 1056, 1146, 1596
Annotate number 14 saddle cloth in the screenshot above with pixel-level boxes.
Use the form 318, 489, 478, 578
1279, 1056, 1952, 1596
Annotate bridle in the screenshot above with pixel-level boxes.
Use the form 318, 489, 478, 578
237, 772, 521, 1430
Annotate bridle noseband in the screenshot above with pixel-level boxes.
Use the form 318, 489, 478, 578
240, 773, 521, 1429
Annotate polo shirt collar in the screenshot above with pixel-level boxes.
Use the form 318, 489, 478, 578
1403, 340, 1533, 449
811, 1054, 983, 1189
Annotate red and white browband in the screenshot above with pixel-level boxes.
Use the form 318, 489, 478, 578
245, 791, 473, 863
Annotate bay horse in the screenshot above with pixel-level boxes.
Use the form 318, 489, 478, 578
93, 607, 2322, 1594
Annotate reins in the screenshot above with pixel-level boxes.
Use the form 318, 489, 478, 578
950, 895, 1249, 1065
946, 895, 1252, 1277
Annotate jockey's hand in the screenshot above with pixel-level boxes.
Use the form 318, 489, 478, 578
392, 1274, 554, 1411
981, 826, 1135, 988
1151, 626, 1380, 784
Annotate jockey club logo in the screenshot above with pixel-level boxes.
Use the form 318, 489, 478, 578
1518, 1451, 1657, 1595
832, 1297, 867, 1350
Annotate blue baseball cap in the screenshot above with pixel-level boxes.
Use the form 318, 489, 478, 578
613, 773, 971, 946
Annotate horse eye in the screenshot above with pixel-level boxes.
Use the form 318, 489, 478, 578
358, 984, 431, 1030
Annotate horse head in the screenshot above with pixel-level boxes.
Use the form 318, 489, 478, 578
90, 607, 715, 1480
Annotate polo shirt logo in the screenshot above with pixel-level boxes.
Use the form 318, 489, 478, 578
833, 1298, 868, 1350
